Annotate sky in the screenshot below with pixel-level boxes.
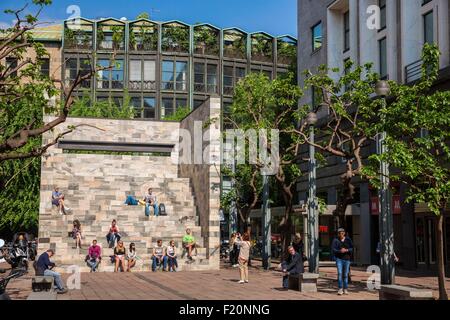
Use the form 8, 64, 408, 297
0, 0, 297, 37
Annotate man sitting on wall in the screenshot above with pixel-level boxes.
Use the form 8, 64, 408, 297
182, 228, 196, 261
280, 246, 304, 290
151, 240, 167, 271
143, 188, 159, 217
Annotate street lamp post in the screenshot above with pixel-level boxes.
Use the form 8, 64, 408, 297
261, 174, 271, 270
375, 80, 395, 285
306, 112, 319, 274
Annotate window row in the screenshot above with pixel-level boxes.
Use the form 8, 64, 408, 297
64, 58, 282, 95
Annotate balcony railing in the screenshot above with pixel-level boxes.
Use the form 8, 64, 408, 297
223, 47, 246, 60
98, 41, 125, 51
194, 44, 220, 56
129, 42, 158, 52
405, 59, 423, 83
64, 38, 93, 50
129, 80, 157, 91
251, 52, 273, 63
277, 55, 295, 65
161, 43, 189, 54
97, 80, 124, 89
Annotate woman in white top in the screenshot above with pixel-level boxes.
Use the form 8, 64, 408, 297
166, 240, 178, 272
126, 242, 137, 272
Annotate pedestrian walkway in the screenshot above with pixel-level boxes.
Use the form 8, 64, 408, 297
2, 261, 448, 300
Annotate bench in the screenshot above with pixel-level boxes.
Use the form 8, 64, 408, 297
379, 284, 434, 300
288, 273, 320, 293
31, 276, 54, 292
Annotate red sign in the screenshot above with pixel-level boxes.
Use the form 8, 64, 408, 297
393, 195, 401, 214
371, 196, 379, 215
371, 195, 402, 215
319, 225, 329, 233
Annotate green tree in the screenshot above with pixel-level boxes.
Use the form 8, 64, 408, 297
296, 60, 380, 232
136, 12, 150, 20
363, 44, 450, 300
163, 106, 191, 121
226, 72, 304, 251
0, 1, 117, 236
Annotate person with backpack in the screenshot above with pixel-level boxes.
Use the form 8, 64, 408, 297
331, 228, 353, 295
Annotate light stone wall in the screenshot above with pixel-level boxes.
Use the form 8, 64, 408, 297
179, 97, 221, 267
39, 107, 221, 271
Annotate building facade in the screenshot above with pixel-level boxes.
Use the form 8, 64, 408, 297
60, 17, 296, 119
297, 0, 450, 272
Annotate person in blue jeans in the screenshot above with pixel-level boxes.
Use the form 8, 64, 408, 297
331, 228, 353, 295
143, 188, 159, 217
36, 249, 68, 294
152, 240, 167, 271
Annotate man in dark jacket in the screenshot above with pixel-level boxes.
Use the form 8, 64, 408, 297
281, 246, 304, 290
36, 249, 67, 294
331, 228, 353, 295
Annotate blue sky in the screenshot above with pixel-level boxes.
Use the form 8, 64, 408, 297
0, 0, 297, 37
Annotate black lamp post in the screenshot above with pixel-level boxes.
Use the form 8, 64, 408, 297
306, 111, 319, 274
375, 80, 395, 285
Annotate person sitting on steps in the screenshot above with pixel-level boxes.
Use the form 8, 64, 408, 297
114, 240, 126, 272
151, 239, 167, 271
72, 219, 82, 249
51, 187, 71, 215
166, 240, 178, 272
143, 188, 159, 217
86, 239, 102, 272
106, 219, 121, 248
126, 243, 137, 272
182, 228, 196, 261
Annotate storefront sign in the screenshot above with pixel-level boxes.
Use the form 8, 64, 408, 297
371, 195, 402, 215
319, 225, 329, 233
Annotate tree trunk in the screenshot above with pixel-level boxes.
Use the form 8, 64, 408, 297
333, 165, 356, 233
436, 211, 448, 300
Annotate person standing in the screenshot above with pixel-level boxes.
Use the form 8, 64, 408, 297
86, 239, 102, 272
72, 220, 82, 249
236, 233, 251, 284
36, 249, 67, 294
229, 233, 239, 267
281, 245, 304, 290
331, 228, 353, 295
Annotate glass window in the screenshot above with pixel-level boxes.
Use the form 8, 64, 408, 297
194, 62, 205, 92
223, 66, 233, 86
379, 0, 386, 30
143, 97, 156, 119
97, 59, 111, 89
206, 64, 218, 93
111, 60, 123, 89
312, 22, 322, 51
175, 61, 187, 91
161, 98, 174, 118
143, 60, 156, 82
129, 60, 142, 81
235, 67, 246, 80
39, 58, 50, 77
379, 37, 387, 79
65, 58, 78, 84
130, 96, 142, 118
423, 11, 434, 45
162, 61, 174, 90
344, 11, 350, 52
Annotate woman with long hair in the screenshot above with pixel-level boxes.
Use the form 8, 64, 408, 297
236, 232, 251, 284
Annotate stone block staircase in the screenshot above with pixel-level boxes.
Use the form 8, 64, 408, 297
38, 163, 211, 272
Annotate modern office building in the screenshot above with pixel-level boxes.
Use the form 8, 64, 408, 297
297, 0, 450, 273
59, 17, 297, 119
